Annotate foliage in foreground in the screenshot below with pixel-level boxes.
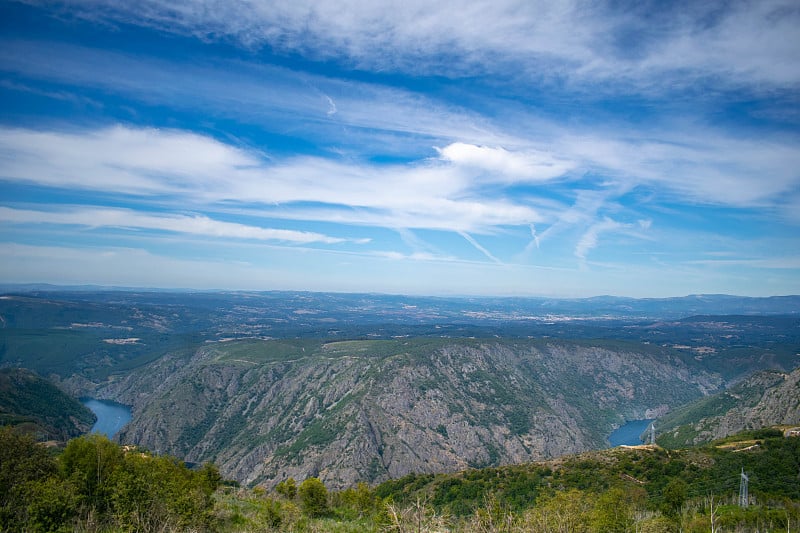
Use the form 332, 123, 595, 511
217, 432, 800, 532
0, 427, 220, 532
2, 427, 799, 532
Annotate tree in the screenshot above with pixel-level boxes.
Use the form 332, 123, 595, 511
338, 481, 376, 518
24, 477, 80, 532
661, 478, 687, 518
109, 452, 218, 531
298, 477, 329, 517
0, 427, 61, 530
275, 476, 297, 500
197, 462, 222, 494
522, 489, 595, 532
593, 487, 635, 533
60, 433, 124, 512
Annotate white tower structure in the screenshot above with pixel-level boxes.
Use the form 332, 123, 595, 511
739, 468, 749, 508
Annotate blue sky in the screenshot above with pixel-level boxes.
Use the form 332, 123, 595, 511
0, 0, 798, 297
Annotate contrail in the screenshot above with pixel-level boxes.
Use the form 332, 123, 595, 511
459, 231, 502, 264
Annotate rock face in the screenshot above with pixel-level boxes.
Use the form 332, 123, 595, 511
107, 338, 718, 489
659, 366, 800, 446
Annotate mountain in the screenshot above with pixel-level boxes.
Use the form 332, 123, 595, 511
98, 337, 719, 489
3, 289, 798, 491
0, 368, 95, 440
656, 366, 800, 447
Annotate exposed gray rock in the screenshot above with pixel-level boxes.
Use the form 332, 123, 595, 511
106, 338, 718, 490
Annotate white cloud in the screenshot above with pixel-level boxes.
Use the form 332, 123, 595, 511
558, 132, 800, 207
436, 142, 574, 183
0, 125, 260, 196
0, 206, 362, 244
26, 0, 800, 89
0, 125, 543, 234
574, 217, 625, 262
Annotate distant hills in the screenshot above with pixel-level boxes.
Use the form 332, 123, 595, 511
2, 290, 798, 381
2, 287, 798, 322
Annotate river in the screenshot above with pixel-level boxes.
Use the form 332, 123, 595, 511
82, 398, 132, 438
608, 419, 654, 447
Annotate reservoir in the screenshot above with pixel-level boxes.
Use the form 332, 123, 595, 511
608, 419, 654, 447
82, 398, 132, 438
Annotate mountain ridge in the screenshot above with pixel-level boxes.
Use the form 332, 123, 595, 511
657, 366, 800, 447
94, 337, 720, 489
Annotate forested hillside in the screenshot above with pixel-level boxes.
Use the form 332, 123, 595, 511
0, 368, 95, 441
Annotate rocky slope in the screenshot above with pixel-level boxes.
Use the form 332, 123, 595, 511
95, 338, 720, 490
657, 366, 800, 447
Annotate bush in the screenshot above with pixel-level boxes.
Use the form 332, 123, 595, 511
299, 477, 329, 517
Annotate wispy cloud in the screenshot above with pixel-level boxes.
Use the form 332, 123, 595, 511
0, 39, 508, 155
558, 132, 800, 207
574, 217, 623, 262
686, 257, 800, 269
1, 1, 798, 295
571, 215, 656, 265
0, 206, 365, 244
3, 37, 797, 215
27, 0, 800, 89
0, 125, 545, 235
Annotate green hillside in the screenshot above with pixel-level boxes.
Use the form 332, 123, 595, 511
0, 368, 95, 440
3, 426, 797, 532
656, 367, 800, 448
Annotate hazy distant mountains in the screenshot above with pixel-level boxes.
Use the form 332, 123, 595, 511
2, 286, 799, 324
3, 290, 798, 380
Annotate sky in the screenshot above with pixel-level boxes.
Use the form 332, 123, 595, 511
0, 0, 799, 297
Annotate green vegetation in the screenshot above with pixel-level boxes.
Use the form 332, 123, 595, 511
0, 368, 95, 440
298, 477, 330, 517
2, 427, 799, 531
209, 337, 468, 366
655, 369, 795, 448
218, 431, 800, 532
0, 328, 200, 379
0, 428, 220, 532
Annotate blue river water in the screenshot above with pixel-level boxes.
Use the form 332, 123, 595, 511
608, 419, 654, 447
82, 398, 132, 438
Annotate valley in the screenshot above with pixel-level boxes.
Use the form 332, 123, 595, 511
1, 289, 799, 492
